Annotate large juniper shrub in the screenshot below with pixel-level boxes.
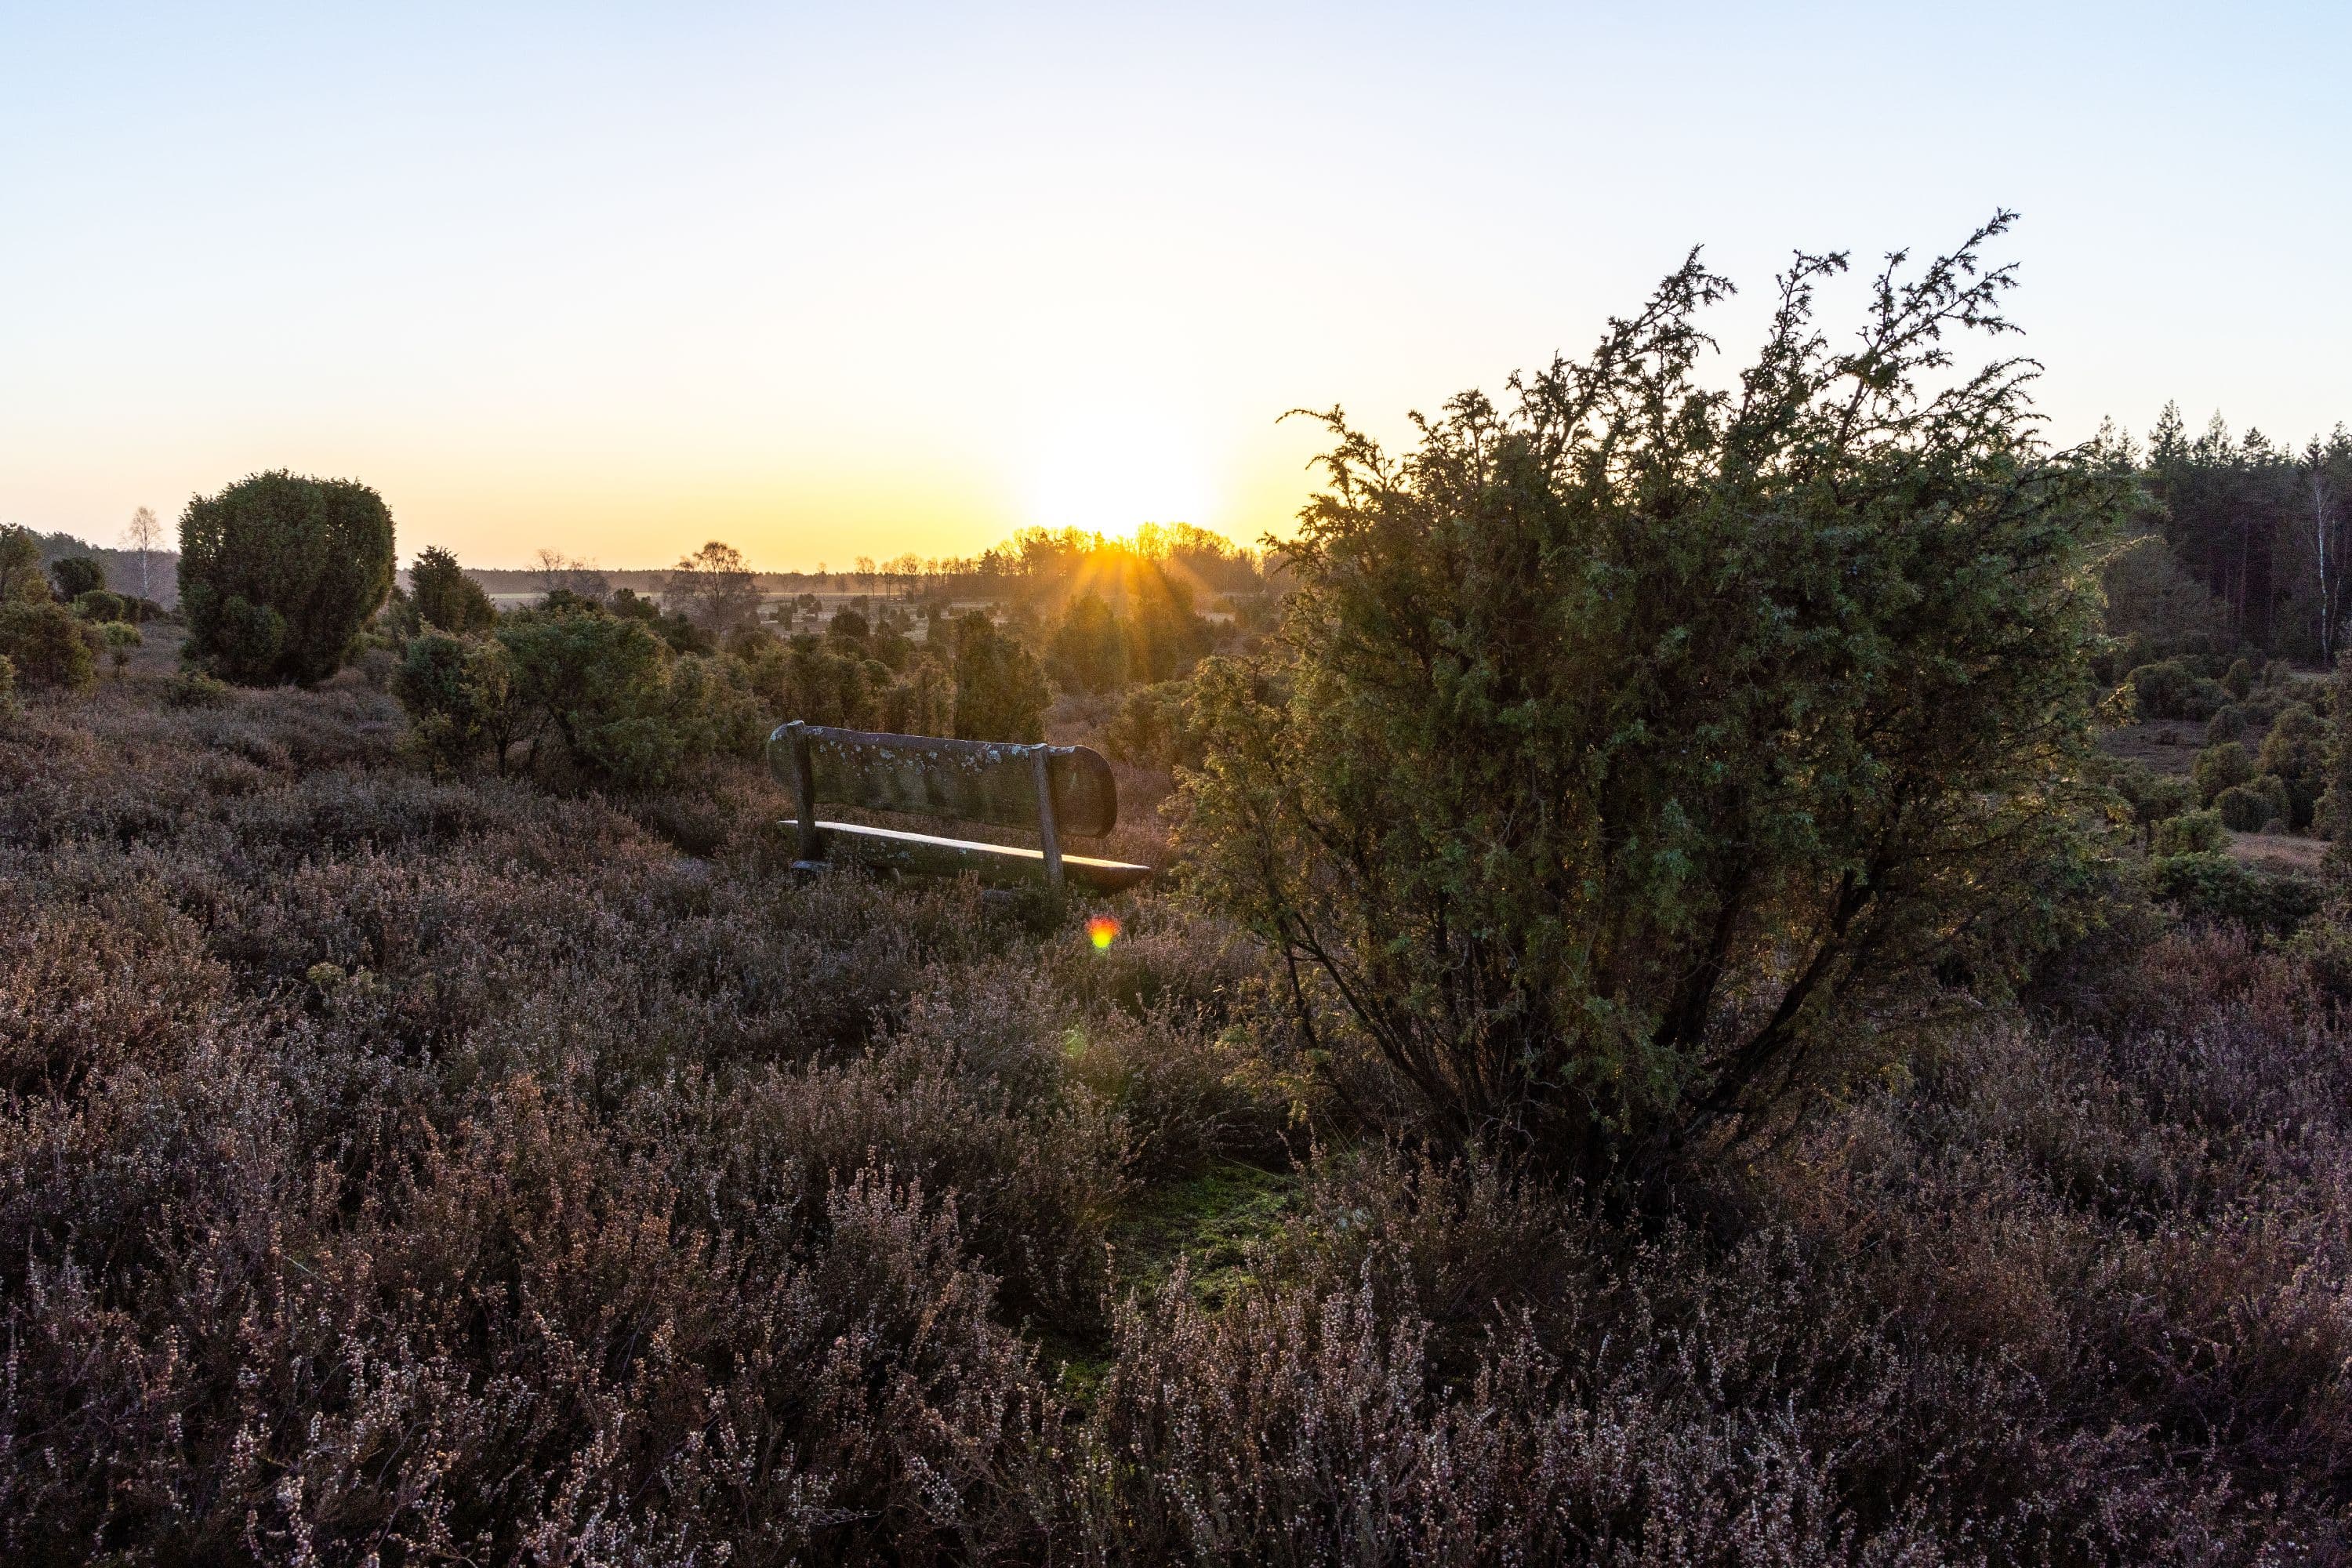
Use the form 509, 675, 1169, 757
1181, 216, 2126, 1174
179, 470, 397, 685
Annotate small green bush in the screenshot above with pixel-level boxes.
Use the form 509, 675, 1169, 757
2257, 702, 2328, 827
497, 608, 671, 786
2128, 659, 2227, 722
409, 545, 498, 634
2151, 809, 2226, 855
393, 631, 532, 775
99, 620, 141, 678
2146, 851, 2322, 931
163, 668, 231, 708
2251, 772, 2295, 830
951, 613, 1049, 743
2193, 739, 2256, 806
2100, 757, 2194, 848
2205, 705, 2247, 743
71, 588, 127, 624
2222, 656, 2255, 699
47, 554, 104, 601
1105, 679, 1205, 771
2214, 784, 2273, 832
0, 601, 96, 691
0, 526, 47, 603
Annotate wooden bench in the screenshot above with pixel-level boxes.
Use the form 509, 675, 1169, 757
767, 720, 1152, 894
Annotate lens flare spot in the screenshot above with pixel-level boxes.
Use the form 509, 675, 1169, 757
1087, 916, 1121, 952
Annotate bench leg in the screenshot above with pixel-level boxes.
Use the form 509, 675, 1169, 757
1029, 746, 1065, 900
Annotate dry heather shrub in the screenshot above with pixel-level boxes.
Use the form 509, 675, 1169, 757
0, 679, 1083, 1562
0, 889, 236, 1097
1065, 1142, 2311, 1564
1062, 1264, 1958, 1566
8, 633, 2347, 1563
3, 1044, 1055, 1561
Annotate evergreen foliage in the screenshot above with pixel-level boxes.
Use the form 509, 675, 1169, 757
98, 619, 141, 678
2126, 659, 2226, 722
0, 526, 49, 603
1105, 679, 1207, 771
1181, 217, 2126, 1168
393, 631, 534, 775
0, 601, 97, 691
47, 555, 103, 600
2151, 808, 2226, 855
409, 545, 498, 633
950, 612, 1049, 743
2193, 739, 2256, 806
179, 470, 397, 684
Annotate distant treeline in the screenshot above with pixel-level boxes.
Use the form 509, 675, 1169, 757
467, 523, 1278, 611
2112, 405, 2352, 665
16, 528, 178, 608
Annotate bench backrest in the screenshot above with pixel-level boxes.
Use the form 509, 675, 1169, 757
771, 722, 1119, 837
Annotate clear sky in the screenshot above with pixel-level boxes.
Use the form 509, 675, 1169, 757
4, 2, 2347, 569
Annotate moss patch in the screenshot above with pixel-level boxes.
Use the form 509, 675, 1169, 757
1110, 1160, 1297, 1310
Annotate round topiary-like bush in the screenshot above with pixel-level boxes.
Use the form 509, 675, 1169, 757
2205, 705, 2248, 744
180, 470, 396, 685
2252, 771, 2295, 829
2152, 808, 2227, 855
2128, 659, 2227, 723
47, 555, 104, 601
2214, 783, 2273, 832
2193, 739, 2256, 806
71, 589, 127, 624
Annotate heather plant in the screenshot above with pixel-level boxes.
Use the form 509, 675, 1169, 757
1181, 216, 2125, 1171
179, 469, 397, 684
2, 636, 2347, 1559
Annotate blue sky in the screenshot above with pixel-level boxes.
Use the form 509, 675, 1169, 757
3, 2, 2347, 567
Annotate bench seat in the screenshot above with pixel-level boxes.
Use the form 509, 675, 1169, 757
796, 818, 1153, 892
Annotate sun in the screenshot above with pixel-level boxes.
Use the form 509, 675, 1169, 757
1022, 410, 1215, 537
